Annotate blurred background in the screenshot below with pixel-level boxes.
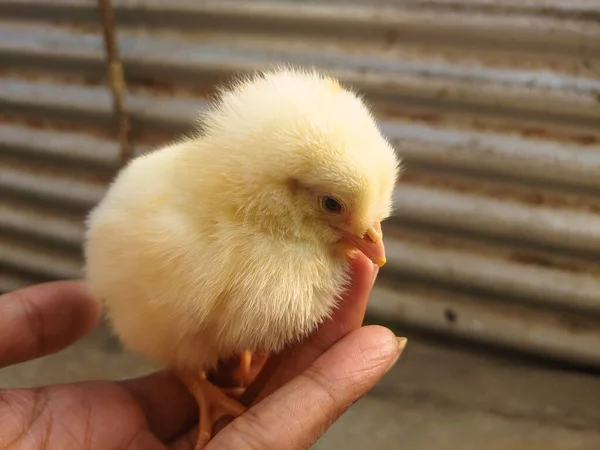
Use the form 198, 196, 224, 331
1, 0, 600, 448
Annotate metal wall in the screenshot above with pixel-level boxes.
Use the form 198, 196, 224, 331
1, 0, 600, 366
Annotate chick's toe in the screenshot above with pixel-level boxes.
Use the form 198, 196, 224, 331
175, 370, 247, 449
231, 349, 254, 388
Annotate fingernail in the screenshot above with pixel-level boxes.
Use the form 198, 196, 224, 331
371, 266, 380, 287
385, 337, 407, 374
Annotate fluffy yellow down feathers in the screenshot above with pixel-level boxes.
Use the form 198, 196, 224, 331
84, 67, 399, 375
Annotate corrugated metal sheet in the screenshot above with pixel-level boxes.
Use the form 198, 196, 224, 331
1, 0, 600, 366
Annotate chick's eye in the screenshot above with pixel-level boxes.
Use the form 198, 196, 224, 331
321, 196, 343, 213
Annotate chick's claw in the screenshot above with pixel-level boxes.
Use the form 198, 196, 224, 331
175, 370, 247, 449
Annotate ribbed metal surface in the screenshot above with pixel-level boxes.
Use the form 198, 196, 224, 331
1, 0, 600, 366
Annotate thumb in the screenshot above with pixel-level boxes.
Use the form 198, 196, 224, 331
208, 326, 406, 450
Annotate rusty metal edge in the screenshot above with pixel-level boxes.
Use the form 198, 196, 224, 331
96, 0, 133, 164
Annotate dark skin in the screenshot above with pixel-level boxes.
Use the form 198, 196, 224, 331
0, 255, 405, 449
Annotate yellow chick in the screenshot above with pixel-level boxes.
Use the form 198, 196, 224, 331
84, 67, 399, 449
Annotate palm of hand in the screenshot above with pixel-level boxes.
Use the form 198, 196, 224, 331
2, 376, 196, 450
0, 256, 402, 450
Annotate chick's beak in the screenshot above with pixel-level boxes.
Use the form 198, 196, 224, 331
344, 222, 386, 267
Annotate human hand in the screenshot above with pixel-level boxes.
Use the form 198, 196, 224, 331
0, 255, 405, 449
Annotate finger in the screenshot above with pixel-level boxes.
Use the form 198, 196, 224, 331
310, 254, 378, 346
242, 253, 376, 404
210, 326, 405, 450
0, 280, 101, 368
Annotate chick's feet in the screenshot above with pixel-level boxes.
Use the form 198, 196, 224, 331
232, 349, 253, 388
210, 350, 267, 401
176, 371, 247, 450
216, 350, 253, 401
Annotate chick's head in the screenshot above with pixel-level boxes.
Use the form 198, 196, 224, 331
194, 68, 400, 266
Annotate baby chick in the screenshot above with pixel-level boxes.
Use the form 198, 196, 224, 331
84, 67, 400, 449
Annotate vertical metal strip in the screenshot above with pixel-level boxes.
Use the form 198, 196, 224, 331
97, 0, 133, 164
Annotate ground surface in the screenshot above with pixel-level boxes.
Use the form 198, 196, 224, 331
1, 322, 600, 449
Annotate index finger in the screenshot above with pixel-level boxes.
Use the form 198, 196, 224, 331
0, 280, 101, 368
242, 253, 377, 405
